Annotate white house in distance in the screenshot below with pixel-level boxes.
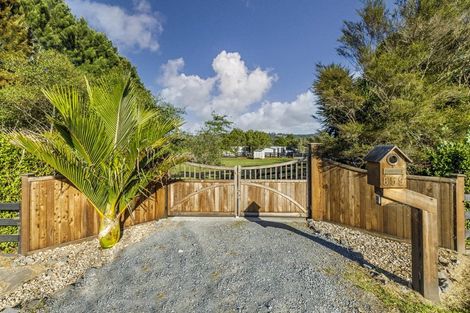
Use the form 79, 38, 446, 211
253, 148, 271, 159
253, 146, 288, 159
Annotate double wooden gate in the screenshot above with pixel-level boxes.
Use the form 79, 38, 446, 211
168, 159, 308, 217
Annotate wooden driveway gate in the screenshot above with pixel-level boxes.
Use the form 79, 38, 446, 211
168, 159, 308, 217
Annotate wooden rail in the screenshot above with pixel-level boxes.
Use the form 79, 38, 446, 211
0, 202, 20, 244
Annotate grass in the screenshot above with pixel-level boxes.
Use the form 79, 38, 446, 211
220, 157, 292, 167
344, 264, 465, 313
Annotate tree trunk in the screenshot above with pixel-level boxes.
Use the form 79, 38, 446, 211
98, 205, 120, 249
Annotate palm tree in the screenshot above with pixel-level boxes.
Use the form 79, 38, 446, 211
10, 74, 184, 248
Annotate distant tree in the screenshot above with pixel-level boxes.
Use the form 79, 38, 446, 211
226, 128, 246, 153
189, 113, 233, 164
273, 135, 288, 146
245, 130, 271, 152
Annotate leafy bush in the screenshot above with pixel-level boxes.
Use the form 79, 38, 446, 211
0, 132, 52, 202
426, 134, 470, 192
0, 132, 51, 253
426, 133, 470, 234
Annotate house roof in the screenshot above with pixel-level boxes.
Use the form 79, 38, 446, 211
364, 145, 412, 163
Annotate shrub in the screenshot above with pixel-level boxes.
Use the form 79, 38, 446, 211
426, 134, 470, 192
426, 133, 470, 233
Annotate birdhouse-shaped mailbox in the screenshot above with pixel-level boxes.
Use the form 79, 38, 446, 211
364, 145, 412, 189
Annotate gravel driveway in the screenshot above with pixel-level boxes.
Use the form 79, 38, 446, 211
43, 218, 384, 313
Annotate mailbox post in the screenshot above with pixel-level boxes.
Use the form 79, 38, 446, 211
365, 145, 439, 302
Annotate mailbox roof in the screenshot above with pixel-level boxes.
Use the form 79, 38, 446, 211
364, 145, 412, 163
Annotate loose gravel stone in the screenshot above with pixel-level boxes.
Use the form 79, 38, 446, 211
308, 220, 462, 291
0, 220, 163, 310
1, 217, 465, 312
41, 218, 386, 313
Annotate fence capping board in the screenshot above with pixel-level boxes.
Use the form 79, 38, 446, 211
323, 159, 459, 184
323, 159, 367, 174
407, 175, 456, 183
27, 175, 60, 182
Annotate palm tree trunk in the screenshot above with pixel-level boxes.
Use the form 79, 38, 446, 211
98, 204, 120, 248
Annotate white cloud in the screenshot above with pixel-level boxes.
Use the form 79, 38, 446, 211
235, 91, 320, 134
158, 51, 319, 134
66, 0, 163, 52
159, 50, 276, 120
160, 58, 216, 120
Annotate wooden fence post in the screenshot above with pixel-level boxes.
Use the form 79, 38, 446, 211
308, 143, 322, 220
452, 174, 465, 253
411, 208, 439, 302
20, 174, 33, 255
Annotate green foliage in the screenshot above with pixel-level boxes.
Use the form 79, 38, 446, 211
0, 133, 52, 202
313, 0, 470, 170
426, 134, 470, 191
245, 130, 272, 152
20, 0, 134, 76
189, 113, 233, 165
0, 49, 85, 129
0, 0, 31, 65
0, 0, 160, 130
9, 74, 184, 248
0, 132, 51, 253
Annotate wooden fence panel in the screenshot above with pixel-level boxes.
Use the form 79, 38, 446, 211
239, 180, 307, 217
167, 180, 235, 216
22, 176, 167, 253
318, 161, 461, 250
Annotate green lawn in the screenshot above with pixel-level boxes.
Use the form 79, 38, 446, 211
220, 157, 292, 167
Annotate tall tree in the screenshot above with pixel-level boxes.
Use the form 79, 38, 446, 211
313, 0, 470, 170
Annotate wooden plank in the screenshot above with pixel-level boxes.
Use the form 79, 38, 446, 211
309, 144, 322, 220
381, 189, 437, 214
395, 204, 404, 238
439, 182, 451, 249
20, 175, 32, 254
0, 234, 20, 242
0, 203, 20, 211
411, 208, 439, 302
46, 179, 55, 247
0, 219, 20, 226
36, 180, 47, 249
359, 175, 367, 229
29, 182, 38, 251
453, 175, 465, 252
339, 167, 348, 224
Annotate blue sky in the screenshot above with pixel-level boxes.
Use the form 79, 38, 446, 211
66, 0, 374, 133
